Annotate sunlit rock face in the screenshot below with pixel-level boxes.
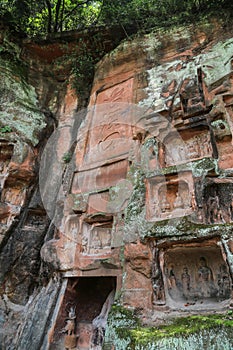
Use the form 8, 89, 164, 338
1, 19, 233, 350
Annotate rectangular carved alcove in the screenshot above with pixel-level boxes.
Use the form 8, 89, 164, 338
49, 277, 116, 350
80, 221, 113, 256
0, 141, 14, 161
61, 214, 113, 258
161, 128, 213, 167
81, 78, 134, 170
160, 241, 232, 310
203, 179, 233, 224
146, 171, 195, 222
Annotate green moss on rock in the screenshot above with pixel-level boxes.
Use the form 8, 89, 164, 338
0, 58, 46, 146
104, 312, 233, 349
103, 304, 140, 350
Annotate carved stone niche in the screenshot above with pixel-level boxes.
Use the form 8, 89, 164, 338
203, 180, 233, 224
81, 79, 134, 170
162, 129, 213, 167
22, 209, 48, 231
146, 171, 196, 222
79, 221, 112, 256
212, 119, 233, 169
49, 277, 116, 350
161, 242, 232, 309
85, 223, 112, 256
179, 68, 211, 119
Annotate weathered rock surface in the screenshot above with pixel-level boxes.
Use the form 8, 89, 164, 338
1, 18, 233, 350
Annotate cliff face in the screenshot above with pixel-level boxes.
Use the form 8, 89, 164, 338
0, 19, 233, 349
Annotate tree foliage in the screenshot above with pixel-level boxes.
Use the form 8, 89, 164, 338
0, 0, 233, 37
0, 0, 103, 35
100, 0, 233, 30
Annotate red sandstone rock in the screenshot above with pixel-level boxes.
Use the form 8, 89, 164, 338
5, 20, 233, 349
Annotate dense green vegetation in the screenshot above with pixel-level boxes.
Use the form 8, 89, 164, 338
1, 1, 233, 97
1, 0, 233, 37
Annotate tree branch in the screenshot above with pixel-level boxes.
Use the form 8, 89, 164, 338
59, 0, 65, 32
62, 0, 93, 22
54, 0, 62, 32
44, 0, 52, 33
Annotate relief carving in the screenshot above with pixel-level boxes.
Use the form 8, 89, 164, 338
197, 257, 215, 298
203, 183, 233, 224
217, 264, 231, 300
164, 132, 213, 166
76, 322, 93, 350
179, 69, 210, 119
146, 172, 196, 221
82, 79, 134, 169
89, 225, 111, 255
181, 267, 191, 299
163, 246, 232, 306
96, 79, 134, 106
151, 246, 165, 304
80, 223, 112, 256
62, 307, 77, 350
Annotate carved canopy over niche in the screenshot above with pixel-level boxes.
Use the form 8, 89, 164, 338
146, 171, 196, 222
161, 243, 232, 308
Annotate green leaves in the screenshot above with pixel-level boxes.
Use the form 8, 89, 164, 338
0, 125, 12, 133
0, 0, 103, 36
1, 0, 233, 37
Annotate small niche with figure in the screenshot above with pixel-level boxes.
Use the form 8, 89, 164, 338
146, 171, 196, 222
203, 181, 233, 224
23, 209, 48, 231
162, 243, 232, 309
49, 277, 116, 350
87, 223, 112, 255
78, 219, 113, 256
179, 68, 211, 120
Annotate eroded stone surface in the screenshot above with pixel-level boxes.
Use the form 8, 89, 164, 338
42, 22, 233, 326
1, 18, 233, 350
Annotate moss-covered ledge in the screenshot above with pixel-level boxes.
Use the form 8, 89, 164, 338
104, 307, 233, 350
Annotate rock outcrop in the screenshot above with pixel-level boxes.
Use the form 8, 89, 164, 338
1, 18, 233, 350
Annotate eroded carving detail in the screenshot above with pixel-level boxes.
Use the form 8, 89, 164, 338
62, 307, 77, 350
203, 182, 233, 224
146, 172, 196, 221
164, 131, 213, 166
151, 246, 165, 305
163, 245, 232, 307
